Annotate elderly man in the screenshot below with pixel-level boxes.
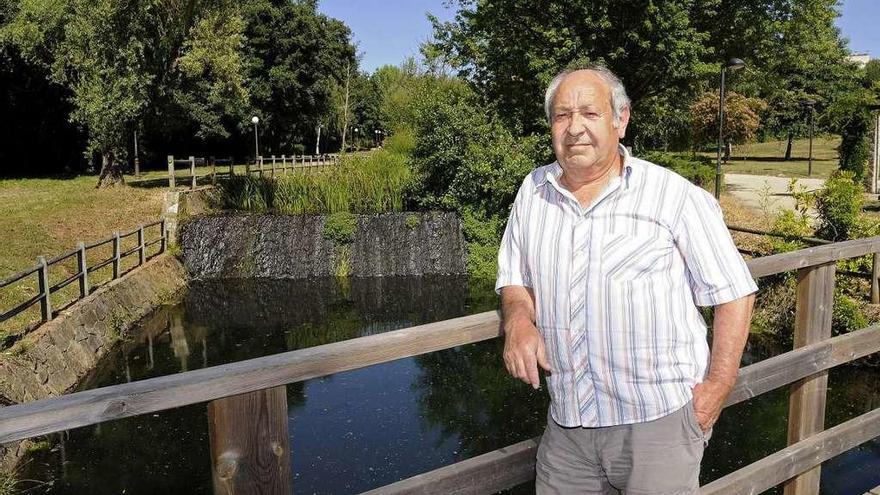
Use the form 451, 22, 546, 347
496, 64, 757, 494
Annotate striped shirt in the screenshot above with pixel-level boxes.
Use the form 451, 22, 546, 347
496, 145, 757, 428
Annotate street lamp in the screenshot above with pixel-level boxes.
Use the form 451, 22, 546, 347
354, 126, 359, 150
803, 100, 816, 177
715, 58, 746, 199
315, 123, 323, 155
374, 129, 379, 147
251, 116, 260, 160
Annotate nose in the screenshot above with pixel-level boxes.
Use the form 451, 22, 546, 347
566, 111, 588, 137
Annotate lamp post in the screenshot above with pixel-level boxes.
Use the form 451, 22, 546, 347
715, 58, 746, 199
353, 126, 359, 150
251, 116, 260, 160
315, 123, 323, 155
803, 100, 816, 177
374, 129, 379, 148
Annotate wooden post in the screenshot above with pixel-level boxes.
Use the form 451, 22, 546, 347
281, 155, 286, 174
190, 156, 196, 190
167, 155, 175, 188
112, 232, 121, 279
37, 256, 51, 322
137, 225, 146, 266
271, 155, 276, 177
872, 253, 879, 304
76, 242, 89, 298
208, 386, 292, 495
159, 218, 167, 254
783, 262, 836, 495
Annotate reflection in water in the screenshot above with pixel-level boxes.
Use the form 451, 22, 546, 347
21, 277, 880, 494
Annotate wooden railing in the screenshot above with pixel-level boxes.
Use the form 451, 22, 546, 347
247, 154, 340, 177
2, 237, 880, 494
166, 156, 235, 189
0, 219, 167, 326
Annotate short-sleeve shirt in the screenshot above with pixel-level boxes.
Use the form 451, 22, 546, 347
495, 145, 758, 428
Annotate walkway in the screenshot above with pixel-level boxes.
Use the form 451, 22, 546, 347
725, 173, 826, 216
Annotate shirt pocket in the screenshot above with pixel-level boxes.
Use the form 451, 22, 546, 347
601, 232, 672, 284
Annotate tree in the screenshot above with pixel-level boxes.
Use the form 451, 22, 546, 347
1, 0, 248, 186
690, 90, 766, 159
241, 0, 356, 155
427, 0, 714, 136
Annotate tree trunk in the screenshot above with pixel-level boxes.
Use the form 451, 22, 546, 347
785, 132, 793, 161
724, 140, 732, 162
95, 150, 124, 188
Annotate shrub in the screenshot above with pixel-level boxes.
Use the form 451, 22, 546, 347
640, 152, 716, 189
832, 291, 868, 336
815, 170, 863, 241
322, 212, 357, 245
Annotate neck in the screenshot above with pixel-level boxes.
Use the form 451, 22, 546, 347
560, 151, 622, 192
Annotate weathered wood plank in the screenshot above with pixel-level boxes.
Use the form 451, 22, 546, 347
746, 237, 880, 278
784, 263, 835, 495
0, 310, 501, 444
726, 324, 880, 406
208, 386, 291, 495
361, 437, 539, 495
700, 407, 880, 495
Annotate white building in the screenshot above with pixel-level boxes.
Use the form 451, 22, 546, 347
849, 52, 870, 68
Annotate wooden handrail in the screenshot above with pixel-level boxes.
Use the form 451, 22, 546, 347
747, 236, 880, 278
0, 218, 167, 325
0, 311, 500, 443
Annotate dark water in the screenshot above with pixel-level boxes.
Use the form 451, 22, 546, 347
21, 277, 880, 494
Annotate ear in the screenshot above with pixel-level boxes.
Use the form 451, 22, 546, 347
616, 106, 631, 138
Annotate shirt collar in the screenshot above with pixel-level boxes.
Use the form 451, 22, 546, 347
537, 144, 634, 191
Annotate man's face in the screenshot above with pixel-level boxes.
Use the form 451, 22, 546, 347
550, 70, 629, 173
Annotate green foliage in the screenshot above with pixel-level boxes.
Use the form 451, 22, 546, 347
690, 91, 766, 147
832, 291, 868, 337
216, 149, 411, 215
409, 82, 547, 218
322, 212, 356, 245
640, 152, 716, 189
769, 209, 813, 253
404, 214, 421, 229
459, 208, 505, 281
428, 0, 714, 135
814, 171, 863, 241
384, 128, 416, 156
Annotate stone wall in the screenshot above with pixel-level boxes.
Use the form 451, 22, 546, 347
0, 254, 187, 471
178, 212, 468, 279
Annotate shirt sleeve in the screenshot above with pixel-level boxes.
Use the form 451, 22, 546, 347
672, 186, 758, 307
495, 181, 533, 294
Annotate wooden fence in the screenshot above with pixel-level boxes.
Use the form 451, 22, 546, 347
2, 237, 880, 495
0, 219, 167, 326
246, 154, 340, 177
166, 156, 235, 189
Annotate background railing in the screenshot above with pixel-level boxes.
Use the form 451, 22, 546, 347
246, 154, 340, 177
0, 219, 167, 327
166, 156, 235, 189
2, 237, 880, 495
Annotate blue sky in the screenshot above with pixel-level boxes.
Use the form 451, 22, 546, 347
318, 1, 879, 73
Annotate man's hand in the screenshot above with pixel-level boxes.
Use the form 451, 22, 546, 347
503, 319, 551, 389
692, 378, 732, 432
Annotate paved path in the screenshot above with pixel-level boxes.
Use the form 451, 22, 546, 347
725, 173, 826, 216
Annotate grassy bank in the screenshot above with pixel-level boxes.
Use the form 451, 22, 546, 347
694, 136, 841, 178
0, 176, 164, 341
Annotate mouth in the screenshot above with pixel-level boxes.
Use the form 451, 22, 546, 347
567, 143, 592, 149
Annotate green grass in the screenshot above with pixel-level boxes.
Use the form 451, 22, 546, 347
694, 136, 841, 179
0, 175, 164, 342
216, 149, 411, 215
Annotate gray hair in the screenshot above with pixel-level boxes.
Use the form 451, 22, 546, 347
544, 64, 631, 127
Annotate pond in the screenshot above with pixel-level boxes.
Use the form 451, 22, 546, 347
21, 277, 880, 494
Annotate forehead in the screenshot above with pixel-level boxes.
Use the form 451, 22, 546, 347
552, 70, 611, 109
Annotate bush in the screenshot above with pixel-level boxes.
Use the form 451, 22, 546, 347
322, 212, 357, 245
640, 152, 716, 189
832, 291, 868, 337
815, 170, 863, 241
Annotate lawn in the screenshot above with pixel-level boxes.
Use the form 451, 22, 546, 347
696, 135, 841, 179
0, 175, 165, 342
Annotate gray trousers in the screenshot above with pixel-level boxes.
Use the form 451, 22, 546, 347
536, 402, 708, 494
